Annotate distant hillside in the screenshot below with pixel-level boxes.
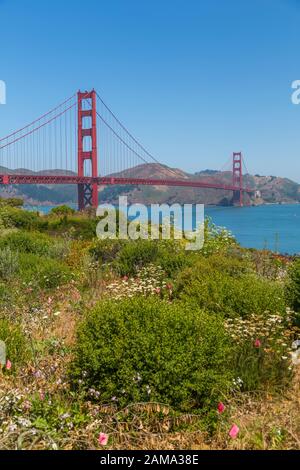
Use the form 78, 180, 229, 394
1, 164, 300, 206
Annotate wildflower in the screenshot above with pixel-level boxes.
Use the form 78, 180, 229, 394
6, 360, 12, 370
22, 400, 32, 411
98, 432, 109, 446
254, 339, 261, 348
229, 424, 240, 439
217, 402, 225, 414
291, 350, 300, 365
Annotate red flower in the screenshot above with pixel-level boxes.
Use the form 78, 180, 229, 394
98, 433, 109, 446
229, 424, 240, 439
254, 339, 261, 348
217, 402, 225, 414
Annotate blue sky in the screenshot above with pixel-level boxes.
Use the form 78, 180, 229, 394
0, 0, 300, 180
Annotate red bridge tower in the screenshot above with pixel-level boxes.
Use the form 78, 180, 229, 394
77, 90, 98, 210
232, 152, 243, 206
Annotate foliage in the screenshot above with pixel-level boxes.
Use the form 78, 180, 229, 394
0, 247, 19, 280
175, 254, 285, 317
89, 238, 125, 264
49, 205, 76, 217
0, 319, 29, 370
71, 297, 232, 412
285, 258, 300, 312
226, 312, 296, 392
0, 231, 51, 255
18, 253, 73, 289
0, 197, 24, 208
47, 216, 98, 240
0, 231, 71, 261
0, 206, 42, 230
114, 240, 160, 276
201, 219, 236, 256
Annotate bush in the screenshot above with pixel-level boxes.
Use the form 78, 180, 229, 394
155, 240, 194, 277
176, 255, 285, 317
0, 282, 13, 305
19, 253, 73, 289
0, 319, 29, 370
89, 239, 125, 264
114, 240, 159, 276
0, 206, 41, 229
0, 247, 19, 280
285, 259, 300, 312
0, 197, 23, 208
47, 216, 97, 240
0, 231, 51, 256
71, 297, 232, 412
49, 205, 76, 216
201, 219, 236, 256
0, 231, 70, 261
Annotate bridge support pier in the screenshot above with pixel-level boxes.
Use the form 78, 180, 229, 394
77, 90, 98, 211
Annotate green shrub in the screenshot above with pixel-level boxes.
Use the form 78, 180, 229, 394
0, 231, 51, 255
176, 256, 285, 317
155, 240, 194, 277
71, 297, 232, 412
0, 319, 29, 370
89, 239, 125, 264
0, 206, 41, 229
114, 240, 159, 276
0, 197, 23, 208
0, 247, 19, 280
202, 219, 236, 256
0, 282, 13, 305
19, 253, 73, 289
285, 259, 300, 312
47, 216, 97, 240
49, 205, 76, 216
0, 231, 70, 261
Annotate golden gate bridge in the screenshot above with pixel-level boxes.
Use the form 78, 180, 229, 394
0, 90, 253, 209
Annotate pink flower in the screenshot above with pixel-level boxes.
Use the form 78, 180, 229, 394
229, 424, 240, 439
254, 339, 261, 348
217, 402, 225, 414
166, 283, 173, 291
155, 288, 161, 294
98, 432, 109, 446
6, 360, 12, 370
39, 391, 45, 401
123, 276, 129, 282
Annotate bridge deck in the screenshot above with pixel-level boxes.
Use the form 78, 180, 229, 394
0, 174, 253, 193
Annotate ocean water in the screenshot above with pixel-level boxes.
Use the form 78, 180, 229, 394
26, 203, 300, 255
205, 204, 300, 254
